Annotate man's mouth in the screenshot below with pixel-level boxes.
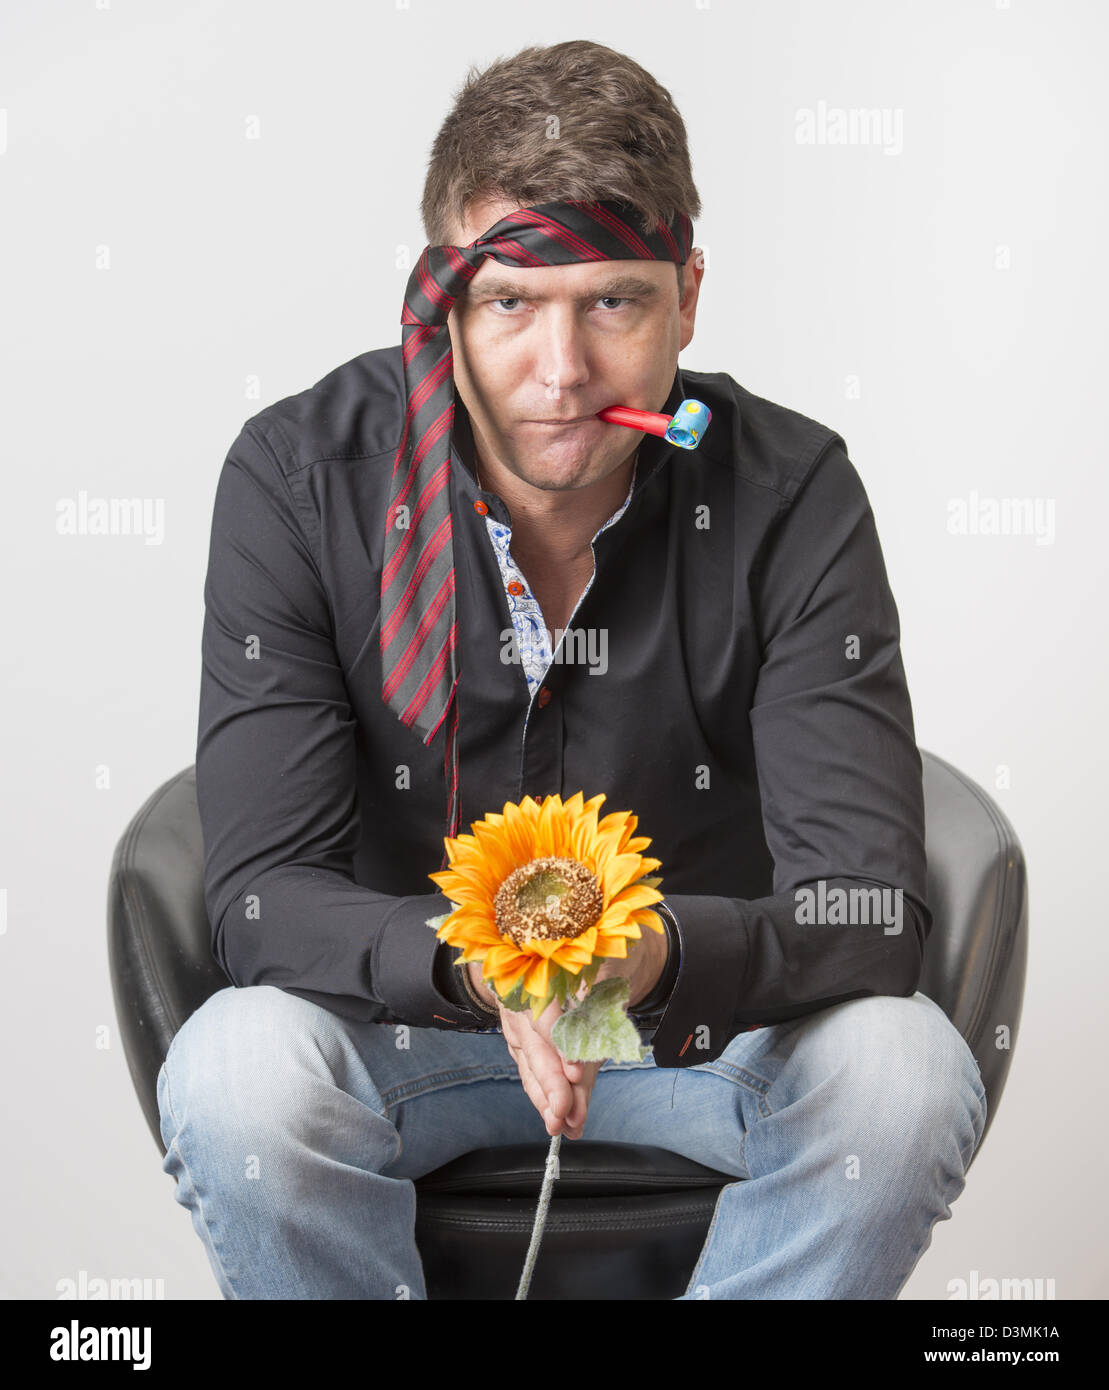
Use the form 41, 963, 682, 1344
524, 415, 601, 427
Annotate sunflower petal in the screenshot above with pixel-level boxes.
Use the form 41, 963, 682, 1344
601, 852, 651, 900
634, 909, 666, 935
524, 954, 552, 997
428, 864, 497, 901
469, 822, 517, 883
609, 882, 665, 913
590, 936, 628, 959
501, 799, 538, 867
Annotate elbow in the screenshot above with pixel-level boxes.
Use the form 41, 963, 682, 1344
887, 893, 928, 998
206, 885, 243, 987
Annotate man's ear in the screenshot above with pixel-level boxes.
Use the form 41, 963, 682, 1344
678, 249, 705, 351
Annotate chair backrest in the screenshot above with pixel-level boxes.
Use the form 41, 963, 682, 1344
108, 765, 226, 1150
108, 750, 1027, 1155
917, 750, 1027, 1142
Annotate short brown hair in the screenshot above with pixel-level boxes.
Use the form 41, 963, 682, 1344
420, 39, 701, 286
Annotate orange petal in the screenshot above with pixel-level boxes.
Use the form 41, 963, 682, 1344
569, 924, 599, 955
524, 955, 551, 996
526, 937, 564, 958
593, 902, 645, 938
469, 823, 517, 883
554, 943, 594, 968
601, 852, 650, 900
535, 794, 560, 857
501, 800, 537, 866
634, 909, 666, 935
428, 865, 496, 902
590, 936, 628, 959
483, 940, 524, 968
609, 882, 664, 913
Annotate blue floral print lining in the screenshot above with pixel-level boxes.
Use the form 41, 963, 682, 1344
482, 459, 638, 699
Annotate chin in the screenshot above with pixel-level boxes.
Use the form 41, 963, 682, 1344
521, 452, 600, 487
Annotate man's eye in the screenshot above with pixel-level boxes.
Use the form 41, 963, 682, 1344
489, 296, 633, 313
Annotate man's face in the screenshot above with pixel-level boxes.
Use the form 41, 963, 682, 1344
444, 195, 704, 494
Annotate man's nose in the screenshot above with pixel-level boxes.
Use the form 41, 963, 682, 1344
534, 308, 590, 398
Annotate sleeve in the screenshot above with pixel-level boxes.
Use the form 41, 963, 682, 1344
196, 421, 494, 1030
646, 437, 932, 1068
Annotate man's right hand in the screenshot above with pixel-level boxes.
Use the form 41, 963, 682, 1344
467, 960, 597, 1140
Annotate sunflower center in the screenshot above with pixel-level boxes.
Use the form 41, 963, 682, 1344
494, 856, 604, 946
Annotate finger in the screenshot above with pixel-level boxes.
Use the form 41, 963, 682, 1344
522, 1027, 572, 1122
532, 997, 585, 1083
511, 1043, 556, 1128
564, 1062, 602, 1135
505, 1017, 568, 1131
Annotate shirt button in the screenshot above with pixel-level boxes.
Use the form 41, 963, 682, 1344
473, 500, 489, 515
507, 580, 525, 596
537, 686, 552, 708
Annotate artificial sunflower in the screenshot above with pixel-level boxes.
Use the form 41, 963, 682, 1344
428, 791, 665, 1020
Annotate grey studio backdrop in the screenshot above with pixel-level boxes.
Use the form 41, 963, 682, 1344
1, 1, 1105, 1301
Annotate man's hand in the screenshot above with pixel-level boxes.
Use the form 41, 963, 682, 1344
464, 923, 667, 1139
574, 918, 670, 1009
466, 961, 600, 1139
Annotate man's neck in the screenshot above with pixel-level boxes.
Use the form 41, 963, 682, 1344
458, 408, 637, 569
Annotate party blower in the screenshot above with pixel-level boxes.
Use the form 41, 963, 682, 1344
595, 398, 712, 449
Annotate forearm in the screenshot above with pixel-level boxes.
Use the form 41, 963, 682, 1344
206, 861, 494, 1030
640, 880, 929, 1067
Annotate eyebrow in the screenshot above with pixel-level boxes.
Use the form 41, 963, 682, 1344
467, 272, 662, 303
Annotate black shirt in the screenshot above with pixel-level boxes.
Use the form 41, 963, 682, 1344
196, 344, 931, 1068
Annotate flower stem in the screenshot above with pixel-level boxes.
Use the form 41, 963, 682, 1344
515, 1133, 561, 1300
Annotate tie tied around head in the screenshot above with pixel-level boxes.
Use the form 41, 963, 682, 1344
380, 200, 694, 854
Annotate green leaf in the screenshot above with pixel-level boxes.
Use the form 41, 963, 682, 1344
529, 986, 557, 1021
580, 958, 603, 992
425, 901, 461, 933
496, 976, 533, 1013
550, 978, 649, 1063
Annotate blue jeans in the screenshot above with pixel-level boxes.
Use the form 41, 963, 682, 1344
156, 985, 986, 1299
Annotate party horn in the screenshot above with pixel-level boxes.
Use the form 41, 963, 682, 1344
596, 398, 712, 449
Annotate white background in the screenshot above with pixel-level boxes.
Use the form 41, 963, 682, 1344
1, 0, 1104, 1300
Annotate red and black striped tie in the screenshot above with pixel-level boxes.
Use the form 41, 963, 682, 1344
380, 199, 694, 857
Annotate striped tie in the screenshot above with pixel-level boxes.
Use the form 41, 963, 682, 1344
381, 199, 694, 860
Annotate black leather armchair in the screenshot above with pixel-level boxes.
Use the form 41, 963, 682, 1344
108, 750, 1027, 1299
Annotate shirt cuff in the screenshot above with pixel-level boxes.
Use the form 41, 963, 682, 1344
638, 894, 750, 1067
371, 892, 497, 1031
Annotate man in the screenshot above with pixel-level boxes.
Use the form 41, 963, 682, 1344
158, 40, 986, 1299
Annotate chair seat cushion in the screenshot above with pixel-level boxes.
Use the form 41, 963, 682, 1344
415, 1143, 737, 1299
414, 1140, 738, 1198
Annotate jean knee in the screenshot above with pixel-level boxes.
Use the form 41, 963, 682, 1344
798, 992, 987, 1152
159, 985, 349, 1143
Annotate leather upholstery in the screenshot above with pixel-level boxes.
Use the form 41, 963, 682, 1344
108, 750, 1027, 1298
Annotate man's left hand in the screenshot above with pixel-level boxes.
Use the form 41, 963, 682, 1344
572, 918, 670, 1010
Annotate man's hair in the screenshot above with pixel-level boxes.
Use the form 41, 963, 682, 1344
420, 40, 701, 291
